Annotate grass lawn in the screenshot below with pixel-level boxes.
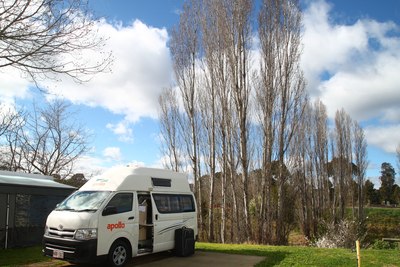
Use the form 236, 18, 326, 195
0, 246, 51, 266
196, 242, 400, 267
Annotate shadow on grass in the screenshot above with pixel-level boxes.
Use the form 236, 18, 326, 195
254, 251, 288, 267
198, 248, 289, 267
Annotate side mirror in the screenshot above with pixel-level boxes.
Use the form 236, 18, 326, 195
102, 206, 118, 216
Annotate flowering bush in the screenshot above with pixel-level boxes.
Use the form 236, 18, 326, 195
313, 219, 358, 248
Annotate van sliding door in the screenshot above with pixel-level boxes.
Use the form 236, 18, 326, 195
151, 193, 183, 253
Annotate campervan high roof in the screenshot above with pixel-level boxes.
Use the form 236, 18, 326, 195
80, 166, 191, 193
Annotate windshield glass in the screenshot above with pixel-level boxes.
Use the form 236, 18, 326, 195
56, 191, 111, 212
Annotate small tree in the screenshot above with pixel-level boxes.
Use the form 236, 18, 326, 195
392, 184, 400, 205
54, 173, 87, 188
379, 162, 396, 204
365, 179, 380, 205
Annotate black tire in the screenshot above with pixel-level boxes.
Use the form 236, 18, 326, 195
108, 240, 130, 267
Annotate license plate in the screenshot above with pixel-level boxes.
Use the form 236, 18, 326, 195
53, 249, 64, 259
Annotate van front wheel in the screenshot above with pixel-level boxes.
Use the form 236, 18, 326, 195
108, 240, 130, 267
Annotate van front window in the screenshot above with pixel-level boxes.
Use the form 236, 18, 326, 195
56, 191, 111, 212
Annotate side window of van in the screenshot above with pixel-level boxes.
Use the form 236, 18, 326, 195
105, 193, 133, 214
180, 195, 195, 212
153, 194, 195, 213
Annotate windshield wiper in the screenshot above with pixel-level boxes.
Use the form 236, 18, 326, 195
77, 209, 97, 212
56, 208, 76, 211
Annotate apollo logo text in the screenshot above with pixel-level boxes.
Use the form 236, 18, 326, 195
107, 221, 125, 231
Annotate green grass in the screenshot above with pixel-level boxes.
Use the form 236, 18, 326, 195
196, 242, 400, 267
0, 246, 51, 266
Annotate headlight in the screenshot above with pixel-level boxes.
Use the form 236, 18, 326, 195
74, 228, 97, 240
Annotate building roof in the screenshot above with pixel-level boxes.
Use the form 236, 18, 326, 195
0, 170, 75, 189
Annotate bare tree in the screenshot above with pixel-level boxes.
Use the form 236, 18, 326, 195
158, 87, 184, 172
198, 83, 217, 241
259, 0, 307, 244
223, 0, 253, 241
0, 103, 20, 136
0, 102, 25, 170
200, 0, 240, 242
16, 100, 89, 177
290, 102, 311, 240
206, 0, 236, 243
170, 0, 204, 236
0, 0, 111, 83
256, 0, 280, 243
199, 2, 216, 241
396, 144, 400, 176
352, 120, 368, 237
311, 100, 329, 233
332, 109, 353, 220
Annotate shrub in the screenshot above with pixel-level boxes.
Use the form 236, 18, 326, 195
371, 240, 398, 250
313, 219, 358, 249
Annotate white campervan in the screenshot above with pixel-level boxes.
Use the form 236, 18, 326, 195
43, 166, 197, 267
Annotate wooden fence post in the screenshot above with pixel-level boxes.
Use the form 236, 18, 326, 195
356, 240, 361, 267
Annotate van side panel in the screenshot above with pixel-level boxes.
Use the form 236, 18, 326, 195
151, 193, 197, 253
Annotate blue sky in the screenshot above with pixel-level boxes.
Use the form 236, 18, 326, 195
1, 0, 399, 186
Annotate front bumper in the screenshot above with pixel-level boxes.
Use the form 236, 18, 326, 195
43, 236, 101, 263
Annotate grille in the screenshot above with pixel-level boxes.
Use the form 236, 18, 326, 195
48, 227, 75, 239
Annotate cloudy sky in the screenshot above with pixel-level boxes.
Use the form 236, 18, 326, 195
0, 0, 399, 185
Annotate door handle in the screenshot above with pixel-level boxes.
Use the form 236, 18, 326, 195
128, 216, 134, 220
155, 214, 158, 221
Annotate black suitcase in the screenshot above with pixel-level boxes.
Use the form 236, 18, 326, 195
175, 227, 195, 257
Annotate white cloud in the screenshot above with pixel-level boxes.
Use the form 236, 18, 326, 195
73, 155, 107, 179
302, 0, 400, 122
365, 125, 400, 153
0, 67, 31, 102
44, 19, 172, 122
302, 1, 368, 96
106, 120, 134, 143
73, 155, 161, 180
103, 146, 122, 161
302, 0, 400, 155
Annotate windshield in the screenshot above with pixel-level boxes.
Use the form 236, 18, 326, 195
56, 191, 111, 212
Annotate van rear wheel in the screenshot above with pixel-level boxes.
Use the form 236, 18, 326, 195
108, 240, 130, 267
